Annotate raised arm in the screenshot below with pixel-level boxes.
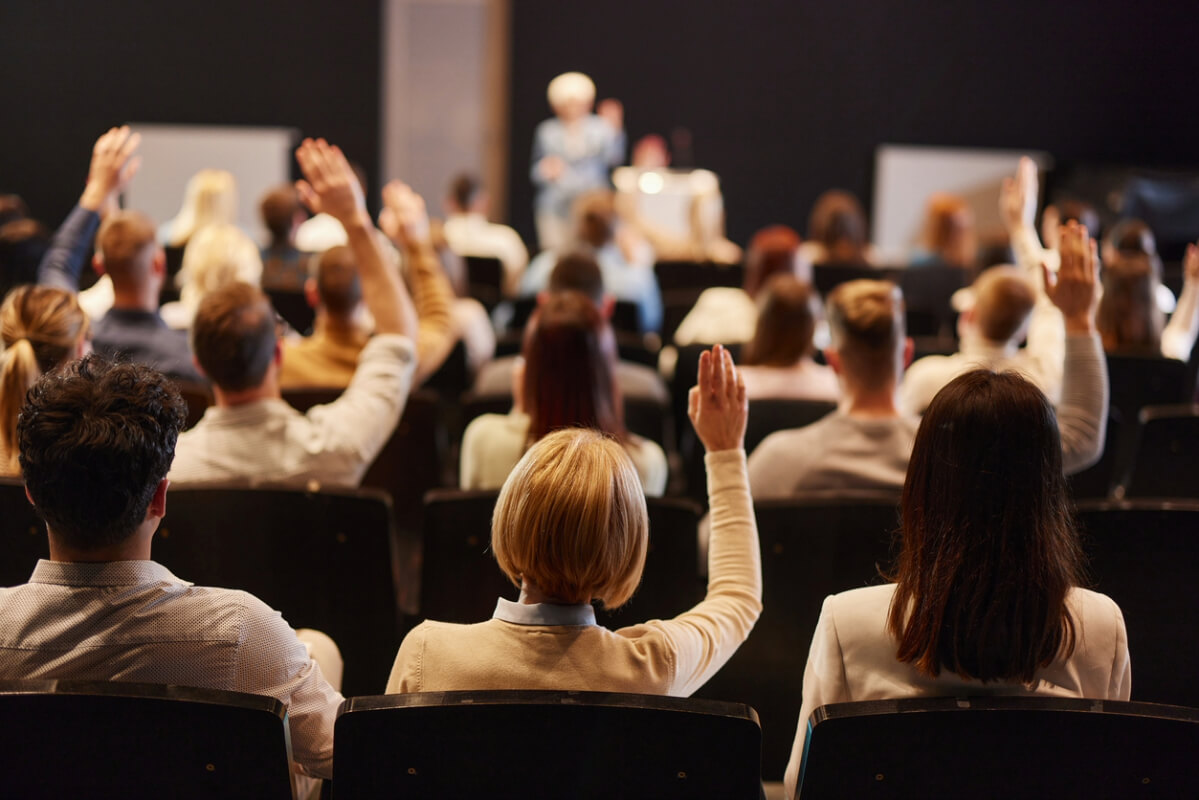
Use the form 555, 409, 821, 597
379, 180, 455, 385
38, 126, 141, 291
1161, 241, 1199, 361
1000, 156, 1051, 285
295, 138, 417, 340
656, 344, 761, 696
1044, 221, 1108, 474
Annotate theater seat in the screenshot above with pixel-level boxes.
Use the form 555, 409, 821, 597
0, 479, 49, 587
334, 690, 761, 799
1117, 404, 1199, 499
796, 695, 1199, 799
0, 679, 292, 799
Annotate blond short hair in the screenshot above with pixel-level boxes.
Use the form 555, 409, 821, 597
491, 428, 648, 609
827, 279, 905, 391
971, 266, 1035, 343
547, 72, 596, 109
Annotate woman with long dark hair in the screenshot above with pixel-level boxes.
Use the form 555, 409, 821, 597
783, 226, 1130, 797
459, 290, 667, 495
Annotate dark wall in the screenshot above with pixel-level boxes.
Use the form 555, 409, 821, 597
1, 0, 380, 229
508, 0, 1199, 246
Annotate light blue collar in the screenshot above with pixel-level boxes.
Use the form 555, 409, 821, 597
492, 597, 596, 626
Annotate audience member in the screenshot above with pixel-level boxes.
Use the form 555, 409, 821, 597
783, 365, 1129, 798
37, 126, 142, 321
738, 274, 839, 401
519, 189, 662, 334
159, 168, 237, 248
900, 264, 1064, 413
87, 211, 205, 383
0, 286, 90, 475
460, 290, 668, 496
161, 222, 263, 329
800, 189, 872, 266
911, 192, 977, 270
472, 251, 668, 403
389, 345, 760, 695
168, 138, 418, 487
748, 280, 916, 494
0, 216, 49, 301
531, 71, 625, 252
0, 356, 343, 794
442, 172, 529, 296
259, 183, 311, 291
674, 224, 805, 347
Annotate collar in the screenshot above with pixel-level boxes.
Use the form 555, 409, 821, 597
199, 398, 296, 425
29, 559, 189, 588
492, 596, 596, 626
959, 336, 1020, 360
102, 307, 168, 326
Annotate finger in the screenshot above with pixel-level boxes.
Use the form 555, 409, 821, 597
722, 345, 738, 402
1041, 262, 1055, 296
688, 386, 699, 422
295, 180, 319, 211
697, 349, 711, 396
1088, 239, 1099, 281
119, 131, 141, 161
119, 156, 142, 186
710, 344, 726, 398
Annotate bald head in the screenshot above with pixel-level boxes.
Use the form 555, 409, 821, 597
97, 211, 158, 291
971, 266, 1036, 344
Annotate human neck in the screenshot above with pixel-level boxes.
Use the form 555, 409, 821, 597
47, 529, 152, 563
212, 378, 280, 408
110, 286, 160, 314
841, 383, 901, 418
519, 579, 575, 606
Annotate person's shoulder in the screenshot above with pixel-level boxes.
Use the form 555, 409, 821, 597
824, 584, 898, 629
1066, 587, 1124, 624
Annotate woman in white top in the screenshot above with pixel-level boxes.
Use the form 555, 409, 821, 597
460, 290, 667, 495
785, 364, 1131, 797
738, 274, 839, 402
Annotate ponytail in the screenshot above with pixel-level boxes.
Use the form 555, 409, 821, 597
0, 338, 41, 473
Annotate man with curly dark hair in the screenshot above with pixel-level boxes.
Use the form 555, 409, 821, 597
0, 356, 342, 793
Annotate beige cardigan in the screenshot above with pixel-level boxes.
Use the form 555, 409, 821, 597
387, 449, 761, 697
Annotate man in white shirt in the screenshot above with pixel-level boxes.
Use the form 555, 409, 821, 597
169, 138, 420, 487
0, 356, 342, 791
443, 173, 529, 297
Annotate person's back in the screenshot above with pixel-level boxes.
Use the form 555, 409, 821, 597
392, 346, 760, 697
749, 280, 916, 495
259, 184, 310, 291
783, 368, 1129, 798
0, 356, 342, 784
279, 245, 370, 389
170, 138, 420, 488
90, 210, 203, 384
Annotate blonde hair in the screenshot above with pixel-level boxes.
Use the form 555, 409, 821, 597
166, 169, 238, 247
491, 428, 648, 609
826, 279, 905, 391
0, 286, 90, 474
971, 266, 1036, 343
547, 72, 596, 109
177, 223, 264, 311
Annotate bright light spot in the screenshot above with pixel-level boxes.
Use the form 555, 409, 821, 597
638, 172, 665, 194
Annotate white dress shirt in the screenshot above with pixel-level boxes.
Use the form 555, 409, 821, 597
0, 560, 343, 779
170, 334, 415, 487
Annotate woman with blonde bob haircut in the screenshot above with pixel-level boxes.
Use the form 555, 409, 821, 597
388, 344, 762, 697
0, 286, 91, 475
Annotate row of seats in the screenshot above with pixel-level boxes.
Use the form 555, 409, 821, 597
8, 681, 1198, 798
4, 482, 1196, 778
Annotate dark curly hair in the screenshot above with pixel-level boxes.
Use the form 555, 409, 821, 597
17, 355, 186, 551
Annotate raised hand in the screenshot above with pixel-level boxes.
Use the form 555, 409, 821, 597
1044, 220, 1099, 334
999, 155, 1038, 232
79, 126, 142, 215
379, 179, 430, 248
294, 138, 366, 227
1184, 240, 1199, 285
688, 344, 748, 453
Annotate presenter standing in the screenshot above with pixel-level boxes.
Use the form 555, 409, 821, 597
531, 72, 625, 252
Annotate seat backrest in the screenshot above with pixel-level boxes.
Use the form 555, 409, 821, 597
798, 696, 1199, 799
811, 263, 895, 297
0, 679, 292, 799
1120, 404, 1199, 499
419, 490, 703, 630
897, 264, 969, 337
0, 479, 48, 588
1075, 499, 1199, 708
464, 255, 503, 312
156, 485, 400, 696
266, 288, 316, 336
1105, 353, 1189, 422
176, 381, 214, 430
694, 493, 901, 780
334, 690, 761, 799
281, 387, 445, 542
654, 260, 744, 294
1067, 409, 1124, 499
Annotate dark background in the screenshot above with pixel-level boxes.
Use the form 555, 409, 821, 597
4, 0, 1199, 249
